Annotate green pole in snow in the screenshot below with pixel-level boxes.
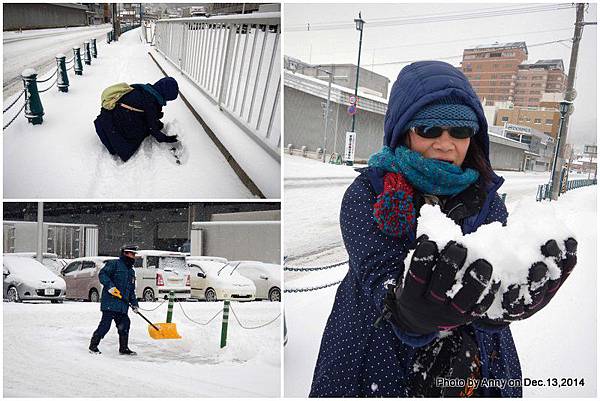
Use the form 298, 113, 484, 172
55, 54, 69, 93
220, 300, 230, 348
73, 47, 83, 76
166, 290, 175, 323
83, 41, 91, 65
21, 69, 44, 125
91, 38, 97, 58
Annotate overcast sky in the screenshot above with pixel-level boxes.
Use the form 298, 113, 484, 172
283, 2, 597, 149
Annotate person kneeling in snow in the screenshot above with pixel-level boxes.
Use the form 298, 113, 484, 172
94, 77, 180, 162
89, 245, 140, 355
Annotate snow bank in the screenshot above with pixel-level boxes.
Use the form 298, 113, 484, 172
4, 301, 281, 397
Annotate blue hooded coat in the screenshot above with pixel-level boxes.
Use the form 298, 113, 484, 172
310, 61, 522, 397
99, 256, 139, 313
94, 77, 179, 162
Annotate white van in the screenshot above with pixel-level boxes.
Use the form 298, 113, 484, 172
133, 250, 191, 301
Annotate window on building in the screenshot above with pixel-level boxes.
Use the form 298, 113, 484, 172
490, 52, 502, 58
525, 117, 531, 122
545, 119, 553, 124
531, 76, 544, 80
534, 118, 542, 124
544, 132, 552, 136
503, 52, 515, 57
501, 116, 509, 122
528, 97, 538, 102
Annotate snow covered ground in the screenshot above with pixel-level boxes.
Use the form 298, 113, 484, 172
3, 24, 113, 98
4, 27, 278, 198
283, 155, 596, 397
4, 301, 281, 397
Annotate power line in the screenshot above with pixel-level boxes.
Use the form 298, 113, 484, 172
370, 38, 573, 67
286, 4, 575, 32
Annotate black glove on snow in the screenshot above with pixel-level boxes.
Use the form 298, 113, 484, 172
156, 132, 179, 143
381, 235, 499, 335
477, 237, 577, 327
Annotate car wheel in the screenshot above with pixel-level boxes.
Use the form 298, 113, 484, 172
205, 288, 217, 302
7, 286, 20, 303
89, 288, 100, 302
143, 288, 156, 302
268, 287, 281, 302
51, 300, 63, 304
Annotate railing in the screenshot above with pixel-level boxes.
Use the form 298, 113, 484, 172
536, 178, 596, 201
153, 13, 281, 160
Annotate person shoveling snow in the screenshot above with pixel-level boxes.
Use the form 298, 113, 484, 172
93, 77, 180, 162
89, 245, 140, 356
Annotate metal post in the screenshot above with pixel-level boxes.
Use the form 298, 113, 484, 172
21, 69, 44, 125
107, 31, 111, 44
351, 13, 364, 133
220, 299, 230, 348
91, 38, 97, 58
55, 54, 69, 93
166, 290, 175, 323
83, 41, 91, 65
73, 48, 83, 75
549, 109, 567, 199
323, 68, 332, 163
36, 202, 44, 264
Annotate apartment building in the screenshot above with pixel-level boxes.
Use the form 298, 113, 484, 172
461, 42, 528, 105
514, 60, 566, 107
495, 106, 560, 139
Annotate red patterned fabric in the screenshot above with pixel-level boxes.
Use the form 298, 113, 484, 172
373, 173, 416, 237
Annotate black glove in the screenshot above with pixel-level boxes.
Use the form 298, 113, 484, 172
154, 132, 178, 143
477, 237, 577, 327
381, 236, 498, 335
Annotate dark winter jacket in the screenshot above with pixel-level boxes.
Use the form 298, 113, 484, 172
310, 61, 522, 397
94, 77, 179, 162
99, 256, 139, 314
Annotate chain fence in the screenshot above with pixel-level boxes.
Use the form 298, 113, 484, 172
177, 302, 224, 326
3, 103, 26, 130
284, 260, 349, 272
36, 68, 58, 83
3, 89, 25, 113
38, 76, 59, 93
137, 298, 168, 311
229, 305, 281, 329
285, 279, 344, 293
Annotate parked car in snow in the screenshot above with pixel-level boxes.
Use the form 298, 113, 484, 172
134, 250, 191, 301
3, 252, 64, 275
3, 255, 66, 303
186, 259, 255, 302
61, 257, 117, 302
231, 261, 281, 301
187, 255, 228, 264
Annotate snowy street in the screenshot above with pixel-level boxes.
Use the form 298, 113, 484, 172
4, 301, 281, 397
283, 155, 596, 397
3, 27, 277, 198
3, 24, 113, 98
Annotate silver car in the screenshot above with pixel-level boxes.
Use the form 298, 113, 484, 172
62, 257, 117, 302
3, 256, 66, 303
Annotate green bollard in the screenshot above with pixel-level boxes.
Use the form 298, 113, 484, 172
220, 300, 230, 348
91, 38, 97, 58
21, 69, 44, 125
73, 47, 83, 75
83, 41, 91, 65
166, 290, 175, 323
55, 54, 69, 93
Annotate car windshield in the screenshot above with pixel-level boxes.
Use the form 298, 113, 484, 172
43, 258, 64, 273
217, 262, 241, 276
159, 256, 187, 272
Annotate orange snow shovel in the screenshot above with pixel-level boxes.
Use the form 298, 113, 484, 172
115, 291, 181, 340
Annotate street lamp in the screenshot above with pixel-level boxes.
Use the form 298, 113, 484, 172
346, 11, 365, 166
549, 100, 572, 200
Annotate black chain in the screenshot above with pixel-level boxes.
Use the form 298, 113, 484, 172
229, 305, 281, 329
65, 56, 75, 64
284, 260, 349, 272
284, 279, 343, 293
177, 302, 223, 326
3, 103, 25, 130
38, 76, 58, 93
3, 89, 25, 113
66, 64, 74, 72
36, 68, 58, 83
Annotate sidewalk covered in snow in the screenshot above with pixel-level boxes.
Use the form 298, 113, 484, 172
4, 27, 277, 199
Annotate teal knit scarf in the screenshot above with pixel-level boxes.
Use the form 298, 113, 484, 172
368, 146, 479, 195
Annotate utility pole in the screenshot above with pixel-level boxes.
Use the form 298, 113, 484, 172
550, 3, 586, 200
36, 202, 44, 264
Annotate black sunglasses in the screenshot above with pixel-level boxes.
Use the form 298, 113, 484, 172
411, 126, 476, 139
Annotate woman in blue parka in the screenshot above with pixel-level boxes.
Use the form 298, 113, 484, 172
89, 245, 140, 356
94, 77, 180, 162
310, 61, 578, 397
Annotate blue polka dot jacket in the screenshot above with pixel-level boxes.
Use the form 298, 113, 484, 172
310, 169, 522, 397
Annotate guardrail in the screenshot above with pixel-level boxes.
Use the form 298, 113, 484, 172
536, 178, 597, 201
153, 13, 281, 160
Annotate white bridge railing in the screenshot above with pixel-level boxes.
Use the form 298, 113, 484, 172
153, 13, 281, 160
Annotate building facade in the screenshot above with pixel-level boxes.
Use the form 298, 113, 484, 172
3, 3, 89, 31
514, 60, 566, 107
495, 106, 560, 138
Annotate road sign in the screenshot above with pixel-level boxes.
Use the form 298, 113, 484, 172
349, 95, 357, 104
344, 131, 356, 164
347, 104, 357, 115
